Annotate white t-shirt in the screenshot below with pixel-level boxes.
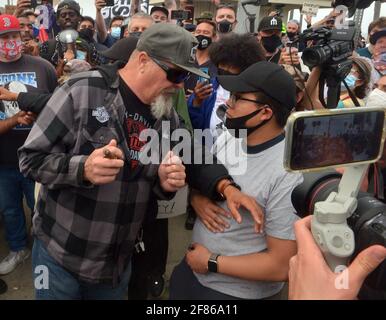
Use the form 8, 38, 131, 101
210, 85, 230, 140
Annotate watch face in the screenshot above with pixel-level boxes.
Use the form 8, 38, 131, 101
208, 254, 219, 273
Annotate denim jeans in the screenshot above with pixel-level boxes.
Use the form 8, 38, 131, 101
0, 167, 35, 252
32, 238, 131, 300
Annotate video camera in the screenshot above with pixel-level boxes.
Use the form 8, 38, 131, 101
295, 23, 357, 108
285, 107, 386, 299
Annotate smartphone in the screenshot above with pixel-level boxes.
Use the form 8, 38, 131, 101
104, 0, 116, 7
284, 107, 386, 172
198, 67, 209, 84
171, 10, 190, 20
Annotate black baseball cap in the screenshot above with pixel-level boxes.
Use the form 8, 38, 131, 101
258, 16, 283, 32
217, 61, 296, 110
101, 37, 139, 63
57, 0, 81, 16
136, 23, 209, 79
370, 28, 386, 45
150, 6, 169, 18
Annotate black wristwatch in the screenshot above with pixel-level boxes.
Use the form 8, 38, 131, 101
208, 253, 220, 273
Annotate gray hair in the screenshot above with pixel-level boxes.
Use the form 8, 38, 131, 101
287, 19, 300, 27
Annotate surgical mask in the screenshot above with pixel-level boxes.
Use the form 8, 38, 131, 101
76, 50, 87, 60
79, 28, 94, 42
225, 108, 269, 139
196, 35, 212, 50
342, 74, 358, 90
366, 88, 386, 108
217, 20, 233, 34
0, 39, 23, 61
111, 27, 121, 39
129, 32, 142, 38
261, 35, 282, 53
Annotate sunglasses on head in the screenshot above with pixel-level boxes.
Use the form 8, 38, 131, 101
150, 57, 191, 84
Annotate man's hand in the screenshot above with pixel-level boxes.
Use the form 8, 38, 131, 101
16, 111, 36, 126
279, 47, 300, 65
0, 87, 19, 101
15, 0, 31, 16
304, 15, 312, 27
192, 81, 213, 107
186, 243, 211, 274
95, 0, 106, 11
221, 185, 264, 233
190, 191, 231, 233
84, 139, 124, 185
158, 151, 186, 192
23, 40, 40, 56
288, 216, 386, 300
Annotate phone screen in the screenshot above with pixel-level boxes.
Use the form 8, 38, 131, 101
198, 67, 209, 83
288, 111, 385, 170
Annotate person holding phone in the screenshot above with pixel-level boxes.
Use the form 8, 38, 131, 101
184, 19, 217, 97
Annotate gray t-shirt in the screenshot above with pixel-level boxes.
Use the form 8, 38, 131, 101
192, 133, 303, 299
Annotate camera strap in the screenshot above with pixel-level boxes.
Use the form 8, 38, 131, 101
342, 79, 361, 107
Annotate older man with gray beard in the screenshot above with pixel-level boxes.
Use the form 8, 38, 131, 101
19, 23, 263, 300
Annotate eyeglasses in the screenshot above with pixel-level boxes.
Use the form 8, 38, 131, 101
151, 57, 191, 84
230, 93, 266, 106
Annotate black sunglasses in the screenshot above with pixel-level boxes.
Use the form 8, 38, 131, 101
151, 57, 191, 84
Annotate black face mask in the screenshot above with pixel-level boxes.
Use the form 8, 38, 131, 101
286, 32, 296, 39
261, 35, 282, 53
196, 35, 212, 50
217, 20, 233, 33
79, 28, 94, 42
129, 32, 142, 38
225, 108, 270, 138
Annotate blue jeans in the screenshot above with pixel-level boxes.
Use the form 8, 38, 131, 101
0, 167, 35, 252
32, 238, 131, 300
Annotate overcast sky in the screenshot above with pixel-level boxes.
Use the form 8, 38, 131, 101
3, 0, 386, 36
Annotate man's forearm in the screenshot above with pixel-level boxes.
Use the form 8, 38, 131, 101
96, 9, 108, 43
217, 252, 290, 282
0, 116, 18, 135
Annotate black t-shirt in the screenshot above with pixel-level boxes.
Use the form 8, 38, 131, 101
119, 77, 156, 170
0, 54, 57, 167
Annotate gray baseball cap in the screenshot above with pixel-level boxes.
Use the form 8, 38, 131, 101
136, 23, 209, 79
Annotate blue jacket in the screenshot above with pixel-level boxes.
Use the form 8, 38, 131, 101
187, 78, 220, 130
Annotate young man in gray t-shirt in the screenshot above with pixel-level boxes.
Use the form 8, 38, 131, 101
170, 61, 303, 300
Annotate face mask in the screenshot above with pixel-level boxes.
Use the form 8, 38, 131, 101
196, 35, 212, 50
366, 88, 386, 108
0, 39, 23, 61
76, 50, 87, 60
217, 20, 233, 34
287, 32, 296, 39
342, 74, 358, 90
129, 32, 142, 38
261, 35, 282, 53
79, 28, 94, 42
111, 27, 121, 39
225, 108, 269, 139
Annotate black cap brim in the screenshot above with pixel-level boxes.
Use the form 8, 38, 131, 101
174, 62, 210, 79
217, 74, 256, 93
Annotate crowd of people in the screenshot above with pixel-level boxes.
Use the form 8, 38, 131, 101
0, 0, 385, 300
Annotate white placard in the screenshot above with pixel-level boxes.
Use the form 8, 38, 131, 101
157, 186, 188, 219
301, 3, 319, 17
101, 0, 131, 20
